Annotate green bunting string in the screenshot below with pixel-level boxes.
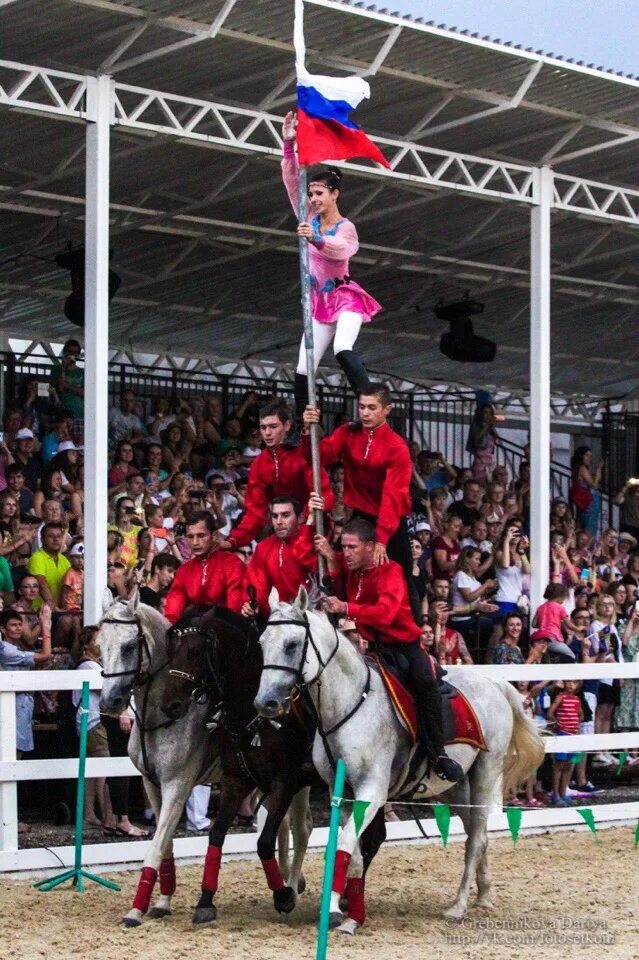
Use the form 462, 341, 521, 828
577, 807, 598, 842
505, 806, 523, 844
352, 800, 371, 838
433, 803, 451, 847
615, 751, 628, 776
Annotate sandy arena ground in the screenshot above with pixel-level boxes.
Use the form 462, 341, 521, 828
2, 828, 636, 960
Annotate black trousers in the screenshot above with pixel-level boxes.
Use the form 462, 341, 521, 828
101, 714, 131, 818
382, 641, 445, 760
351, 512, 420, 622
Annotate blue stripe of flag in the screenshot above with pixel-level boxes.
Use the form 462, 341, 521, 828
296, 85, 360, 130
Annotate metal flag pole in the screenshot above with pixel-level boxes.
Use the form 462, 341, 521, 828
297, 164, 327, 580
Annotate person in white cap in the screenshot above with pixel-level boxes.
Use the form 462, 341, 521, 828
12, 428, 42, 492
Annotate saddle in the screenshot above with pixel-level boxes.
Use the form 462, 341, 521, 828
367, 649, 486, 752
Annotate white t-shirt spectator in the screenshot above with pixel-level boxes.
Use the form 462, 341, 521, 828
72, 660, 103, 733
452, 570, 482, 609
495, 564, 524, 604
108, 407, 144, 444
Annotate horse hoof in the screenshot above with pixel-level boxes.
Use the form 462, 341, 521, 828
475, 898, 494, 911
328, 911, 344, 930
192, 906, 217, 925
121, 916, 142, 929
297, 875, 306, 895
147, 907, 172, 919
274, 886, 296, 914
338, 919, 360, 936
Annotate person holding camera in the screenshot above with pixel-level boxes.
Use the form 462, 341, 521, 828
615, 478, 639, 541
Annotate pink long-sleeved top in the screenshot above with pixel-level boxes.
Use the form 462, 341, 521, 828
282, 141, 382, 324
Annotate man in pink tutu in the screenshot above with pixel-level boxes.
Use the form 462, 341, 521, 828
281, 111, 381, 417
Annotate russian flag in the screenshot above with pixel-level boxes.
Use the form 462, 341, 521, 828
294, 0, 390, 169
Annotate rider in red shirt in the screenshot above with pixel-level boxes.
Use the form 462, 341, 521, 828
317, 518, 464, 783
164, 511, 244, 623
220, 402, 333, 550
241, 494, 327, 618
303, 385, 418, 617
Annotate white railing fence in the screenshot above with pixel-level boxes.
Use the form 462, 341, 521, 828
1, 664, 639, 875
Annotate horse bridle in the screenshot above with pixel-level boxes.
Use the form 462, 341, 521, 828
261, 612, 340, 693
166, 624, 222, 704
101, 614, 156, 683
261, 611, 371, 766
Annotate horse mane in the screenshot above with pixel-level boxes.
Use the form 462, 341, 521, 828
175, 605, 265, 644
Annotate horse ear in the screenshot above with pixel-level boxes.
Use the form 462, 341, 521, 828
128, 587, 140, 612
101, 589, 113, 615
296, 585, 309, 613
268, 587, 280, 611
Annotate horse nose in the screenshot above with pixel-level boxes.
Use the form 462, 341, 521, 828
254, 695, 279, 718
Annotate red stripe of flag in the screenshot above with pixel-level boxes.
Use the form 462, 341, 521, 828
296, 108, 390, 169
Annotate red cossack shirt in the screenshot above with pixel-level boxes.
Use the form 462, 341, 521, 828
305, 422, 411, 545
228, 444, 334, 548
164, 550, 245, 623
339, 558, 421, 645
244, 525, 317, 616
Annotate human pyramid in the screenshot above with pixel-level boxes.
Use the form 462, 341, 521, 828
97, 107, 544, 935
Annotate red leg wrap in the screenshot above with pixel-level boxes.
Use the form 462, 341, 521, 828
159, 856, 176, 896
345, 877, 366, 925
202, 845, 223, 894
332, 850, 351, 896
261, 857, 285, 892
132, 866, 158, 914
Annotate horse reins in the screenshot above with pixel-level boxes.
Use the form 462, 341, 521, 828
262, 612, 371, 769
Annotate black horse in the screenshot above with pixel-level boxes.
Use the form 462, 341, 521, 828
161, 606, 387, 926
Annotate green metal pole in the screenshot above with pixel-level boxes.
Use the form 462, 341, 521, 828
297, 164, 326, 581
316, 758, 347, 960
35, 680, 119, 892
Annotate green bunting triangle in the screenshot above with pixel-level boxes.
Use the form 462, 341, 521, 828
635, 820, 639, 847
615, 751, 628, 776
505, 806, 523, 844
352, 800, 371, 838
572, 752, 585, 764
433, 803, 451, 847
577, 807, 598, 842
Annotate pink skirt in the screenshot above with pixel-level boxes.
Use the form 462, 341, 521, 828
311, 281, 382, 324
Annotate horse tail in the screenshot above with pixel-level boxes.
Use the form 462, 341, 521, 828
499, 681, 546, 797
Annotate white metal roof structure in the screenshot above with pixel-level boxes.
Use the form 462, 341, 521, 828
1, 0, 638, 401
1, 0, 638, 620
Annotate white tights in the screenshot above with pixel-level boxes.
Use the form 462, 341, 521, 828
296, 310, 363, 375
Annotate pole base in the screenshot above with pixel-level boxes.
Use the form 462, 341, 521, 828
34, 867, 120, 893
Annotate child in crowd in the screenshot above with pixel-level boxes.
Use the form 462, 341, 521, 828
533, 582, 581, 646
547, 679, 584, 806
509, 681, 545, 807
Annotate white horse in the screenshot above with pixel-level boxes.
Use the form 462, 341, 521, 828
98, 592, 310, 927
255, 588, 545, 934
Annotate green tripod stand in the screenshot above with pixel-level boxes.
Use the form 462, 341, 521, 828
35, 681, 120, 893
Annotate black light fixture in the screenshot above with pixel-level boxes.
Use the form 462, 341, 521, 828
55, 243, 121, 327
435, 294, 497, 363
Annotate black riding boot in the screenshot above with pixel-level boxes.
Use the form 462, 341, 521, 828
335, 349, 371, 395
400, 641, 464, 783
418, 681, 464, 783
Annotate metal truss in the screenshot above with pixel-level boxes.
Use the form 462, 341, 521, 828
553, 173, 639, 225
2, 58, 639, 226
112, 80, 536, 205
0, 60, 89, 119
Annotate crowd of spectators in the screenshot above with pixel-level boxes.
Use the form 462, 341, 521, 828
1, 344, 638, 828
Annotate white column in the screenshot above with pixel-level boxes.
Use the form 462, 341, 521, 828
83, 75, 113, 625
0, 692, 18, 854
529, 166, 553, 613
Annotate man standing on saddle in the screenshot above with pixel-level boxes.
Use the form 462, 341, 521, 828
316, 518, 464, 783
241, 493, 330, 618
219, 401, 333, 551
303, 384, 420, 619
164, 511, 244, 623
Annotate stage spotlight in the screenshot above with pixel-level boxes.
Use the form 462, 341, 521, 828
55, 244, 121, 327
435, 295, 496, 363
